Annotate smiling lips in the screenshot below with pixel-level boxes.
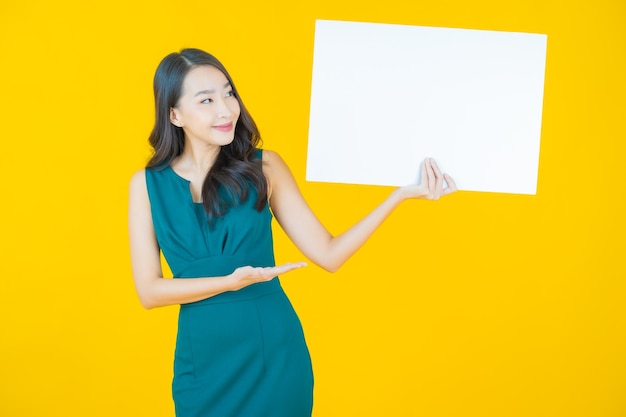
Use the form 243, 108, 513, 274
213, 122, 234, 132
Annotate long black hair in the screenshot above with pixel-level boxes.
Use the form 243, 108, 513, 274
146, 48, 267, 223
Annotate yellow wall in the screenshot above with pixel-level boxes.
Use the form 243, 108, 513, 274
1, 1, 625, 416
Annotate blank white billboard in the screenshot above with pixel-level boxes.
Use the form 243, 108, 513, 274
307, 20, 548, 194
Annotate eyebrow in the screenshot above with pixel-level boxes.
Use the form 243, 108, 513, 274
194, 82, 232, 97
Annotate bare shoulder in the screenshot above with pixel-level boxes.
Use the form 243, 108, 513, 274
261, 149, 290, 171
128, 169, 153, 224
261, 149, 278, 179
260, 150, 294, 199
261, 149, 281, 164
261, 149, 294, 179
129, 168, 148, 197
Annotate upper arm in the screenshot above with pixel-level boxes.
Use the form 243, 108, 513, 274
128, 170, 164, 295
263, 150, 332, 265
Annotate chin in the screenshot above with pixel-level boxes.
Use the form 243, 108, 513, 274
217, 136, 236, 147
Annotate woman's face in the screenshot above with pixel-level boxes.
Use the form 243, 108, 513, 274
170, 65, 241, 147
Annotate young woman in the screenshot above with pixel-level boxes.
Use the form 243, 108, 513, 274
129, 48, 456, 417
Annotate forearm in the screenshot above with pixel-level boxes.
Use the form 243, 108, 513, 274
321, 188, 408, 272
136, 274, 235, 309
135, 263, 304, 309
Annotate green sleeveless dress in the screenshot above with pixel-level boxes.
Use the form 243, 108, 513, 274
145, 152, 314, 417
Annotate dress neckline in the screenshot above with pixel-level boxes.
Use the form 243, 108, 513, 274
166, 165, 204, 205
166, 164, 190, 183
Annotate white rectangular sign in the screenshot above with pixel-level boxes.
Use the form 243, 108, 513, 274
306, 20, 548, 195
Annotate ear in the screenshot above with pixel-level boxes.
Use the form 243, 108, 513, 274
170, 107, 183, 127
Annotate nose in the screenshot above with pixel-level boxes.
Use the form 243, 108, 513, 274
216, 98, 235, 119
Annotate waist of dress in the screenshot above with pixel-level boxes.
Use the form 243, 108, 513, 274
174, 253, 282, 307
181, 278, 283, 307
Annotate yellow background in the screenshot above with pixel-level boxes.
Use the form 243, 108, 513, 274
1, 0, 625, 416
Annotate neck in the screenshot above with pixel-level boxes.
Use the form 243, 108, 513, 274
175, 140, 221, 176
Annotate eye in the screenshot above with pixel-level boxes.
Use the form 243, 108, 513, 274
201, 98, 213, 104
226, 90, 236, 98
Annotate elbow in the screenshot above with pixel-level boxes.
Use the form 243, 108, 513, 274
310, 243, 351, 273
136, 290, 160, 310
134, 276, 167, 309
316, 259, 343, 273
308, 253, 345, 273
140, 299, 157, 310
138, 296, 155, 310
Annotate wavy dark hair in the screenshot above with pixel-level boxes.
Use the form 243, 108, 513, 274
146, 48, 267, 223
